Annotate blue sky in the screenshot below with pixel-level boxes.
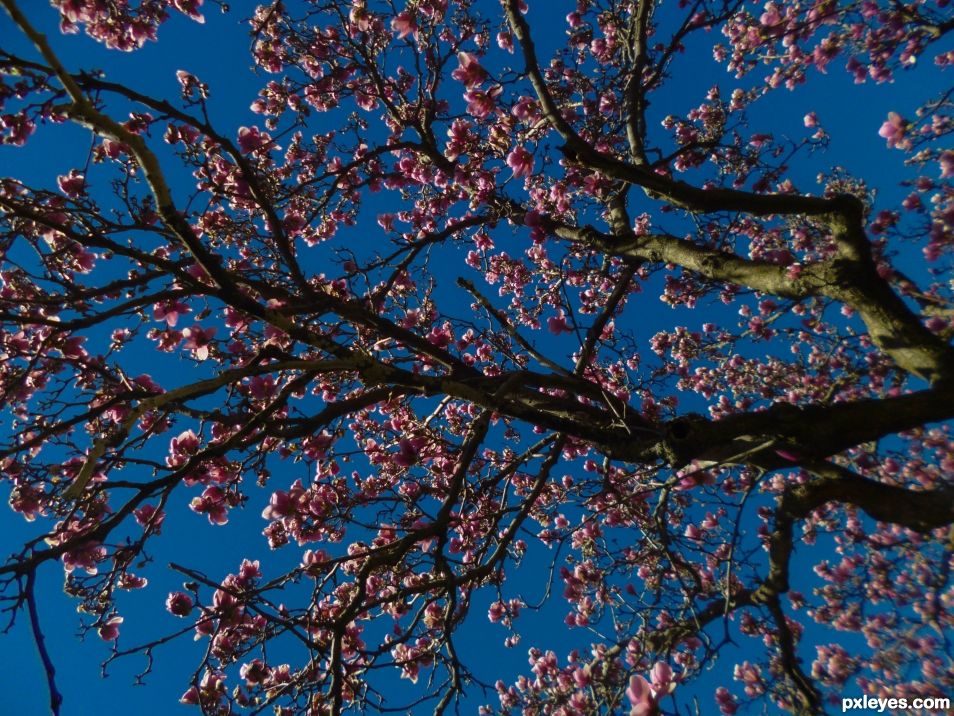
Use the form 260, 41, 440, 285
0, 2, 949, 714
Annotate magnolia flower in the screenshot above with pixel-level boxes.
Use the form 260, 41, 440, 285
451, 52, 487, 87
181, 325, 216, 360
627, 662, 678, 716
172, 0, 204, 24
759, 2, 782, 26
98, 615, 123, 641
878, 112, 908, 149
547, 311, 572, 335
507, 145, 534, 177
166, 591, 194, 617
464, 86, 501, 119
349, 3, 370, 32
56, 170, 86, 198
237, 125, 272, 154
391, 11, 418, 39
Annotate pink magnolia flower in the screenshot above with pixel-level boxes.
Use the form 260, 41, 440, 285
512, 96, 537, 121
878, 112, 908, 149
60, 335, 87, 358
507, 145, 534, 177
939, 150, 953, 179
262, 488, 296, 520
237, 125, 272, 154
715, 686, 739, 714
98, 615, 123, 641
166, 591, 194, 617
62, 541, 107, 575
179, 686, 200, 706
240, 659, 268, 686
0, 110, 35, 146
134, 503, 166, 530
172, 0, 204, 24
181, 325, 216, 360
684, 523, 703, 540
153, 300, 191, 327
190, 485, 229, 525
349, 4, 371, 32
464, 86, 501, 119
180, 671, 225, 706
393, 438, 420, 467
547, 311, 572, 335
759, 2, 782, 27
626, 662, 678, 716
391, 11, 419, 39
626, 675, 656, 716
452, 52, 487, 87
650, 661, 677, 695
57, 170, 86, 198
247, 375, 277, 400
168, 429, 200, 468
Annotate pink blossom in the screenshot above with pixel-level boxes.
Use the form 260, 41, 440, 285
247, 375, 277, 400
715, 686, 739, 714
0, 111, 35, 146
506, 145, 534, 178
547, 311, 572, 335
626, 675, 656, 716
391, 11, 418, 39
684, 523, 703, 540
650, 662, 677, 695
168, 430, 200, 468
98, 615, 123, 641
237, 126, 272, 154
759, 3, 782, 27
451, 52, 487, 87
166, 592, 194, 617
262, 489, 296, 520
625, 662, 677, 715
512, 96, 537, 120
464, 86, 501, 119
57, 170, 86, 198
939, 150, 953, 178
350, 4, 371, 32
181, 325, 216, 360
172, 0, 204, 23
153, 300, 191, 327
60, 335, 87, 358
62, 541, 107, 575
878, 112, 908, 149
134, 503, 165, 530
393, 438, 419, 467
190, 485, 229, 525
488, 601, 506, 623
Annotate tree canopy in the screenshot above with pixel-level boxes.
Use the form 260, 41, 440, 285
1, 1, 953, 714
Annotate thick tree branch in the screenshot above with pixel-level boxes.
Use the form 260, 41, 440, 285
543, 217, 954, 384
758, 461, 954, 600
